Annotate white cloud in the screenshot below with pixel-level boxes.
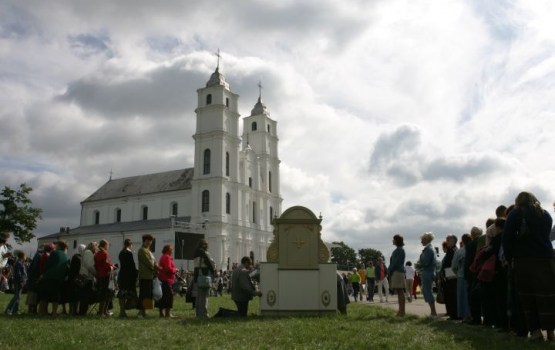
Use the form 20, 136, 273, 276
1, 0, 554, 262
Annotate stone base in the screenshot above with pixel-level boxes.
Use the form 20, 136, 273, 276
259, 263, 337, 316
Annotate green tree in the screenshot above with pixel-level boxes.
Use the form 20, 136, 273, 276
358, 248, 384, 265
0, 183, 42, 243
330, 241, 358, 270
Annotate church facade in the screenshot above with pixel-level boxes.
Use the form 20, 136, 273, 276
38, 67, 282, 270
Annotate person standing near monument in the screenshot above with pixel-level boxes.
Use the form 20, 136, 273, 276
231, 256, 262, 317
194, 239, 215, 319
389, 234, 406, 317
0, 232, 12, 271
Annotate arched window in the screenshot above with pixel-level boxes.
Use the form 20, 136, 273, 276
94, 210, 100, 225
268, 171, 272, 192
206, 94, 212, 105
251, 122, 257, 131
202, 190, 210, 212
142, 206, 148, 220
267, 124, 271, 133
270, 206, 274, 223
203, 149, 211, 174
226, 152, 230, 177
249, 177, 252, 188
171, 202, 178, 216
226, 193, 231, 214
115, 208, 122, 223
226, 97, 229, 107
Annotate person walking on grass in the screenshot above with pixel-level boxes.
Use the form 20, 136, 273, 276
389, 234, 406, 317
5, 251, 26, 315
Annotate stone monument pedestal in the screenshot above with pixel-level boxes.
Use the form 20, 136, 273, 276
259, 206, 337, 315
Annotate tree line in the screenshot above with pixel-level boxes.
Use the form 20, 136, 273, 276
330, 241, 384, 271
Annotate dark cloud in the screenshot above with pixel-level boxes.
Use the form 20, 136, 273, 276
0, 3, 39, 39
423, 154, 509, 181
57, 62, 206, 119
369, 125, 511, 185
68, 32, 114, 58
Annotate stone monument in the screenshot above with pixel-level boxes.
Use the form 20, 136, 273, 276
259, 206, 337, 315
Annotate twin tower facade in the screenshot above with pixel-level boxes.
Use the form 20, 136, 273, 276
41, 67, 282, 269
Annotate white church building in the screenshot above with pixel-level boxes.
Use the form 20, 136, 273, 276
39, 66, 283, 271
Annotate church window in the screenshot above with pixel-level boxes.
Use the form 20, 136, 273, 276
226, 152, 230, 176
202, 190, 210, 212
73, 240, 77, 249
142, 206, 148, 220
171, 202, 178, 216
252, 122, 257, 131
206, 94, 212, 105
226, 97, 229, 107
270, 206, 274, 223
115, 208, 121, 223
94, 210, 100, 225
226, 193, 231, 214
249, 177, 252, 188
252, 201, 256, 223
269, 171, 272, 192
203, 149, 211, 174
267, 124, 271, 133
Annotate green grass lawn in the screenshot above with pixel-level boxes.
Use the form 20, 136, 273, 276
0, 292, 552, 350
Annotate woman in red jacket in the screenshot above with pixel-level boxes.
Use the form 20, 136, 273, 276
158, 245, 177, 318
94, 240, 115, 317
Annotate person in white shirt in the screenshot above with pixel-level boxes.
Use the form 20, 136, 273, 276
0, 232, 11, 270
404, 261, 415, 302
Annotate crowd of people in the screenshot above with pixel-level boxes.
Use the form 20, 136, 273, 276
1, 233, 261, 319
340, 191, 555, 342
2, 191, 554, 342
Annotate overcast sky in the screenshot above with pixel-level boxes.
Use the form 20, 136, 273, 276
2, 0, 555, 261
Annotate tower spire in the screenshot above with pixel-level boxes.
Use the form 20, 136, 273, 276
214, 48, 221, 70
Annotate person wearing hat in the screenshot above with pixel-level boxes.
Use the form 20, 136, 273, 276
39, 240, 69, 316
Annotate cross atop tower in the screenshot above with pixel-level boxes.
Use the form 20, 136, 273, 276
214, 48, 221, 70
257, 80, 263, 99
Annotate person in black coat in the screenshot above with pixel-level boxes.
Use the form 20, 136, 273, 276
117, 238, 138, 318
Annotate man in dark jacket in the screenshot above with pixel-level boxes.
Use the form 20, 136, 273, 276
231, 256, 261, 317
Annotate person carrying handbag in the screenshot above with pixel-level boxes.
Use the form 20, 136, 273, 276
193, 239, 215, 319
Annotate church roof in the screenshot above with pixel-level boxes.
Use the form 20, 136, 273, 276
82, 168, 194, 203
39, 216, 191, 240
206, 68, 229, 89
251, 97, 269, 116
